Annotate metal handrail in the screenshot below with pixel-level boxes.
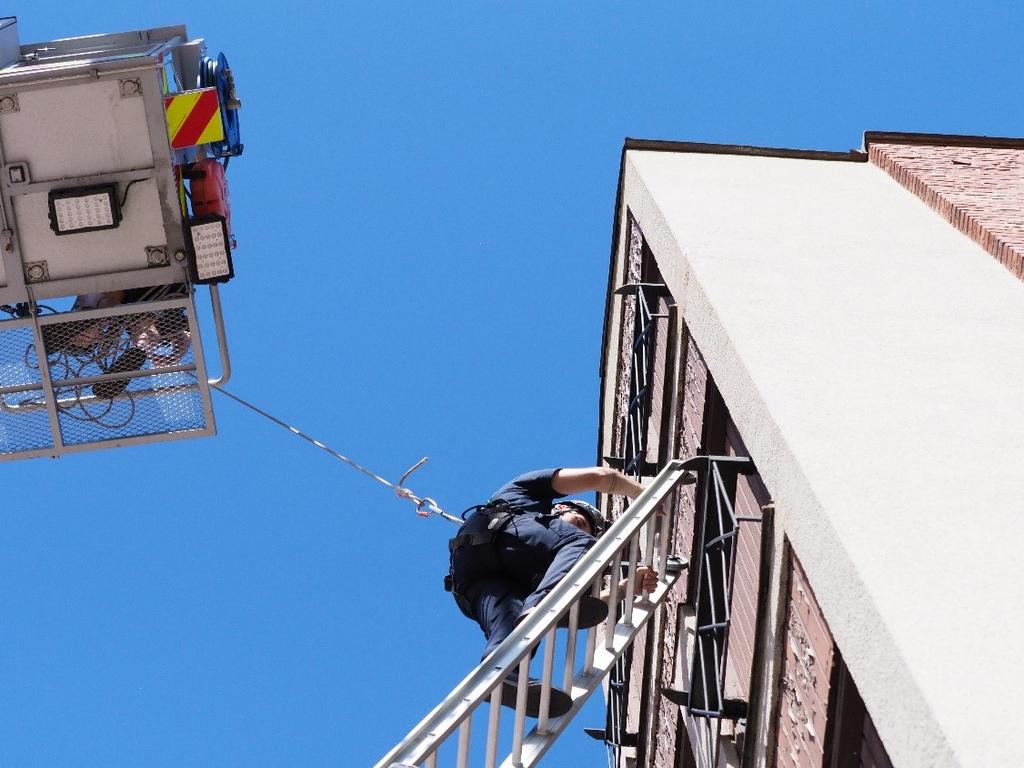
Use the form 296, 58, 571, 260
375, 460, 694, 768
0, 380, 201, 413
206, 284, 232, 386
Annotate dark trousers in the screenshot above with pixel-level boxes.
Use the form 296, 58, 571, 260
451, 513, 595, 660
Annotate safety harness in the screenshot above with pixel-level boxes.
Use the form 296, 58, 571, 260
444, 498, 605, 618
444, 501, 520, 617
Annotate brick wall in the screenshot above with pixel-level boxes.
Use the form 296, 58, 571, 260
644, 291, 672, 468
870, 141, 1024, 281
673, 332, 707, 595
647, 331, 711, 768
775, 551, 835, 768
608, 214, 645, 526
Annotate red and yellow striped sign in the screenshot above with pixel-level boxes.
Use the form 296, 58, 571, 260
164, 87, 225, 150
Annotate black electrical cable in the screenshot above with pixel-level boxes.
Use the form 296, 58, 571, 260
2, 302, 55, 318
23, 317, 141, 429
120, 178, 148, 208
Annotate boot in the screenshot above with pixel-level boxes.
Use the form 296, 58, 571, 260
500, 678, 573, 718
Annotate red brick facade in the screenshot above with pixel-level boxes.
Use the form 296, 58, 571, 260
608, 214, 645, 517
775, 552, 835, 768
674, 333, 707, 602
869, 141, 1024, 281
647, 332, 711, 768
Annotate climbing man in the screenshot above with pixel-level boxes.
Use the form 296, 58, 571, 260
447, 466, 659, 718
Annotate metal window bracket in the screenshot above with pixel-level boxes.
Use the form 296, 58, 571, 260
604, 454, 660, 477
665, 555, 690, 574
614, 281, 672, 297
582, 726, 638, 747
662, 688, 749, 720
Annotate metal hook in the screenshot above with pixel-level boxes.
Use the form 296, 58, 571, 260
398, 456, 429, 490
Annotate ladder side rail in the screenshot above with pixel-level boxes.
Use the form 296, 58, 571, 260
375, 460, 693, 768
501, 572, 682, 768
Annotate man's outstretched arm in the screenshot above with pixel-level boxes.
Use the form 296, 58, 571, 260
551, 467, 644, 499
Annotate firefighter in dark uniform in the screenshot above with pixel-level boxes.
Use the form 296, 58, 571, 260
447, 466, 655, 717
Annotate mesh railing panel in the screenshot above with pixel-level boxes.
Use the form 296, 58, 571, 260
40, 305, 195, 382
41, 304, 205, 445
0, 297, 210, 458
55, 377, 205, 445
0, 396, 54, 454
0, 322, 53, 454
0, 324, 43, 385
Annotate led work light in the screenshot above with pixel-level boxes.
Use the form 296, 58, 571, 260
187, 215, 234, 284
48, 184, 122, 235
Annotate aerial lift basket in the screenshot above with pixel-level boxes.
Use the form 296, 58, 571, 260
0, 18, 241, 460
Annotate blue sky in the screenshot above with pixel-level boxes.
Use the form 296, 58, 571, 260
3, 3, 1022, 766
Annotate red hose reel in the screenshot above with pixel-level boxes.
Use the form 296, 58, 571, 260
187, 158, 233, 242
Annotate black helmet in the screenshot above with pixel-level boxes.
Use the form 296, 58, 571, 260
555, 499, 605, 536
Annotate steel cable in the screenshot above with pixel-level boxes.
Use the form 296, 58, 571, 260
211, 385, 460, 524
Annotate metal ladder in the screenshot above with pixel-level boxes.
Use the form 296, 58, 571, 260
374, 460, 697, 768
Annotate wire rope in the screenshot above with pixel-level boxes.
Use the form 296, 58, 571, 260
210, 385, 460, 524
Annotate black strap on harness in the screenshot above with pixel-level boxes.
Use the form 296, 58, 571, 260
446, 528, 502, 552
447, 502, 516, 554
444, 502, 517, 605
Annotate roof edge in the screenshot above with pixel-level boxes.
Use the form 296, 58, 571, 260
596, 145, 629, 470
864, 130, 1024, 150
624, 137, 867, 163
